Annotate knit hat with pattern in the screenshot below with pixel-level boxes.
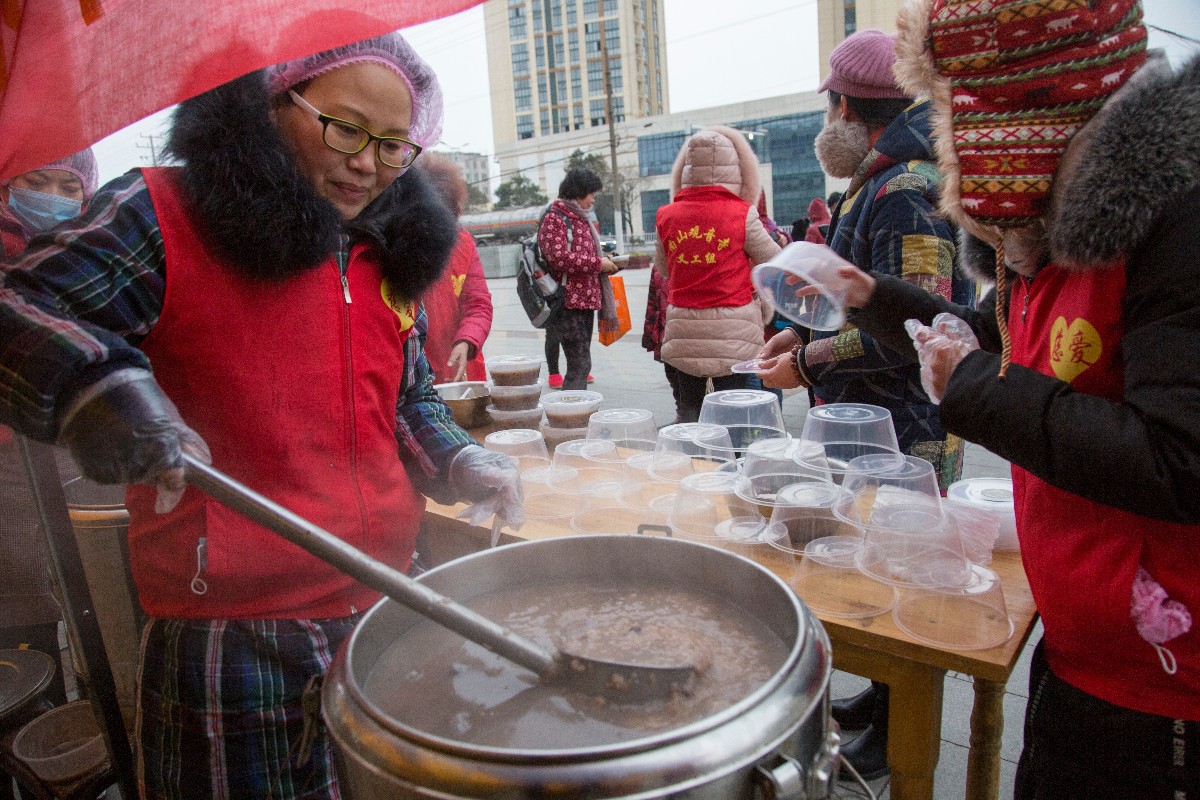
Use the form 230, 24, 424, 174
819, 29, 910, 99
894, 0, 1147, 238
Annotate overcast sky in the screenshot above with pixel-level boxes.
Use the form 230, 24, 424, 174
93, 0, 1200, 184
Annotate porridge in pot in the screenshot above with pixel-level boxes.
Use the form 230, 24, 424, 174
363, 580, 788, 750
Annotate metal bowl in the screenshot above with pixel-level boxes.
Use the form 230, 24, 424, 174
434, 382, 491, 429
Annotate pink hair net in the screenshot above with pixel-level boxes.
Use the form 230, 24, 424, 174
266, 33, 443, 150
20, 148, 100, 199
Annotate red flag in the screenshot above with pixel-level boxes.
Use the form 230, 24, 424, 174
0, 0, 483, 181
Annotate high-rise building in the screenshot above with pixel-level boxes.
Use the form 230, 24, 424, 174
484, 0, 669, 148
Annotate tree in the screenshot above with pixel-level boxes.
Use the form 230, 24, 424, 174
494, 174, 547, 209
465, 183, 490, 213
566, 149, 616, 235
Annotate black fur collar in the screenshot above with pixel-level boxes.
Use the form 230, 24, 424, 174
163, 71, 456, 298
958, 53, 1200, 280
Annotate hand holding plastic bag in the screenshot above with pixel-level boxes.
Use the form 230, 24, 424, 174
904, 313, 980, 404
449, 444, 525, 529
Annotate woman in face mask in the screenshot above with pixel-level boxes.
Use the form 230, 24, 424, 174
0, 148, 99, 254
0, 147, 97, 712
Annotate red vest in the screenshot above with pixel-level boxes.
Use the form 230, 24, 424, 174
133, 168, 423, 619
656, 186, 754, 308
421, 228, 487, 383
1010, 260, 1200, 718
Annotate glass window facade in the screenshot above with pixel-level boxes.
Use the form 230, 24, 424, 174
517, 115, 534, 140
637, 131, 686, 177
634, 110, 827, 232
640, 188, 670, 234
508, 1, 527, 38
512, 43, 529, 77
514, 78, 532, 111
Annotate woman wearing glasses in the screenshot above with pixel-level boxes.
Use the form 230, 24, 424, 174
0, 35, 521, 799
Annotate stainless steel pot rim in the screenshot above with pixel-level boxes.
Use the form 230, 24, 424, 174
338, 534, 812, 763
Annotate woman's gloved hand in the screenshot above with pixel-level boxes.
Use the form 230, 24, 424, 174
904, 313, 980, 404
449, 444, 525, 529
58, 370, 211, 512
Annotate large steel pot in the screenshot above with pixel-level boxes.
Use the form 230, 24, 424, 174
324, 534, 839, 799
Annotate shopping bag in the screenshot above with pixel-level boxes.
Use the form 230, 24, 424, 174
599, 274, 632, 346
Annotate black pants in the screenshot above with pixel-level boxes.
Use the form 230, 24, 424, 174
672, 368, 751, 423
545, 307, 594, 390
1014, 639, 1200, 799
545, 324, 562, 375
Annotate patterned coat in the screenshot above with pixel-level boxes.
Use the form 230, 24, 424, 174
797, 99, 974, 489
537, 199, 604, 311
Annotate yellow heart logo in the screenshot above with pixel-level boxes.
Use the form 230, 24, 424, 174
1049, 316, 1101, 383
451, 273, 466, 297
380, 279, 416, 332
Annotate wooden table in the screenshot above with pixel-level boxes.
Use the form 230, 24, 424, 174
421, 483, 1037, 800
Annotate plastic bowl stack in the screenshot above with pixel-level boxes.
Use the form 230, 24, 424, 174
485, 356, 546, 431
539, 390, 603, 450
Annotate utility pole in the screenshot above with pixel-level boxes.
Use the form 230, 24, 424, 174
599, 26, 624, 252
135, 133, 160, 166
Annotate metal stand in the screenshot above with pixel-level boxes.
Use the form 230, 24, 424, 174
16, 438, 136, 799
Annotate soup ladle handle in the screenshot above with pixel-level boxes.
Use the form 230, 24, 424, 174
182, 454, 558, 677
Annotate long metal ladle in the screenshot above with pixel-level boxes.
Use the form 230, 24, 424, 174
183, 455, 696, 702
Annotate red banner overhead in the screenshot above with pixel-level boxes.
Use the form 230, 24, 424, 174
0, 0, 482, 181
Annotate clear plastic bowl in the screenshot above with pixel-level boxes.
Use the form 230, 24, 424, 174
586, 408, 657, 442
487, 355, 544, 386
893, 563, 1015, 650
12, 700, 108, 785
487, 382, 543, 411
539, 422, 588, 450
485, 404, 544, 431
541, 390, 603, 428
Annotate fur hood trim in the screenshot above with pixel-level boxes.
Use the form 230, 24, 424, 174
1048, 53, 1200, 268
164, 71, 456, 298
957, 53, 1200, 278
671, 125, 762, 205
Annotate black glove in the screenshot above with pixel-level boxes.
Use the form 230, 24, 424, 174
59, 372, 210, 511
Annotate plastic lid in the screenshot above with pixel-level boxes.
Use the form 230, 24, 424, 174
947, 477, 1015, 510
485, 429, 544, 446
776, 482, 843, 509
589, 408, 653, 424
0, 649, 55, 723
702, 389, 777, 408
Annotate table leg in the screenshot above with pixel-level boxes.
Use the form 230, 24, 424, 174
966, 677, 1005, 800
885, 663, 945, 800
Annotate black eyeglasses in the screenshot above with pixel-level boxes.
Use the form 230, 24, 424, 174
289, 90, 422, 169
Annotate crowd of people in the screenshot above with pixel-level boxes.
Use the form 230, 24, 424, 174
0, 0, 1196, 797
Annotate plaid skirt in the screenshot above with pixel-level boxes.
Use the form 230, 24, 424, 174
137, 615, 359, 800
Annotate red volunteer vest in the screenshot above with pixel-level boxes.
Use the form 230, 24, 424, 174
133, 168, 423, 619
422, 228, 487, 384
656, 186, 754, 308
1010, 260, 1200, 718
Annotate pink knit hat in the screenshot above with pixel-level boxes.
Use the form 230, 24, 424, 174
818, 29, 909, 100
6, 148, 100, 199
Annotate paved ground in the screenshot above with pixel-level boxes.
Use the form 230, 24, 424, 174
477, 264, 1035, 799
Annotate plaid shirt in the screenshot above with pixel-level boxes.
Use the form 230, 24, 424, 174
0, 172, 471, 495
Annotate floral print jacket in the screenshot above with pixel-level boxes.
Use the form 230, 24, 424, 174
537, 199, 603, 310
